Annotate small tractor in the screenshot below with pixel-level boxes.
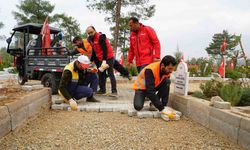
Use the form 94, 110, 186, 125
6, 23, 74, 94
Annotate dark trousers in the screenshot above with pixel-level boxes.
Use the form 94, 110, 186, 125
134, 78, 171, 111
113, 60, 130, 77
67, 73, 98, 100
137, 64, 149, 73
98, 58, 117, 93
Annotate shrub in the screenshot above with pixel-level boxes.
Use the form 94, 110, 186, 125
129, 64, 138, 76
238, 65, 250, 78
191, 91, 209, 100
189, 67, 198, 77
219, 82, 243, 106
225, 69, 242, 79
238, 87, 250, 106
200, 80, 223, 98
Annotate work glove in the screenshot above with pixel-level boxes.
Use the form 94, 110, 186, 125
161, 107, 181, 121
69, 98, 77, 111
88, 68, 98, 73
98, 60, 109, 72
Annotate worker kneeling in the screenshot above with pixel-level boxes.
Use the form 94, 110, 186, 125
133, 55, 181, 121
59, 55, 99, 111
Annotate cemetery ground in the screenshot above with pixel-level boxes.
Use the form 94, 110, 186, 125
0, 78, 248, 149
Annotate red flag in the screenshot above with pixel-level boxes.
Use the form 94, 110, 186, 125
218, 58, 225, 77
41, 17, 52, 55
181, 53, 184, 62
0, 55, 2, 65
220, 38, 227, 53
119, 54, 124, 66
229, 59, 234, 70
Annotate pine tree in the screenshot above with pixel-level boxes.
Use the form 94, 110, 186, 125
85, 0, 155, 54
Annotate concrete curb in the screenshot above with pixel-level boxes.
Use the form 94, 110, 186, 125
169, 93, 250, 150
0, 88, 51, 139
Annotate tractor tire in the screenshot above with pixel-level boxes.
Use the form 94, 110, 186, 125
41, 73, 58, 94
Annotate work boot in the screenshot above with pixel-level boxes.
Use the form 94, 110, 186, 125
109, 92, 118, 97
149, 102, 157, 111
95, 90, 106, 95
86, 96, 100, 102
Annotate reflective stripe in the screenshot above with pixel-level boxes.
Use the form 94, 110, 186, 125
138, 73, 145, 89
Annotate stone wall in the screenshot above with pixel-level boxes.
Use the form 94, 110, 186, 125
169, 93, 250, 150
0, 88, 51, 139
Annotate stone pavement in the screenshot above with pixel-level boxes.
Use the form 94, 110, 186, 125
51, 77, 162, 119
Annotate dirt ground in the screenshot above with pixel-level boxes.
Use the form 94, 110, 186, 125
0, 79, 246, 149
0, 80, 29, 106
0, 110, 244, 150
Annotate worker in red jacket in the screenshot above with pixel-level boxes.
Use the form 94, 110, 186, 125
128, 17, 161, 73
86, 26, 117, 96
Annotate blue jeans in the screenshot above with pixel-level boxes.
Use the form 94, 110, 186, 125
68, 73, 98, 100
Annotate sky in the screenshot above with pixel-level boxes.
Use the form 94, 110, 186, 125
0, 0, 250, 60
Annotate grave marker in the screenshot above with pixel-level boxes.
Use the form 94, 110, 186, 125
174, 61, 189, 96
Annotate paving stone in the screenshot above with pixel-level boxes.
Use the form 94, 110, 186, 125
32, 84, 44, 90
51, 104, 65, 110
77, 105, 87, 112
113, 106, 128, 113
213, 101, 231, 109
119, 108, 128, 114
85, 105, 100, 112
152, 111, 161, 118
128, 108, 137, 117
100, 104, 113, 112
21, 85, 33, 91
137, 111, 153, 119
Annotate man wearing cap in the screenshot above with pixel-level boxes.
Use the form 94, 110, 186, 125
58, 55, 99, 110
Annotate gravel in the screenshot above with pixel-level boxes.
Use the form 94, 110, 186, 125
0, 110, 244, 150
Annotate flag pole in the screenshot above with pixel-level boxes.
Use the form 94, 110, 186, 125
223, 55, 225, 79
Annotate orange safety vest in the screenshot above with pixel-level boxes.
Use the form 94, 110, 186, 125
76, 39, 93, 58
133, 62, 170, 90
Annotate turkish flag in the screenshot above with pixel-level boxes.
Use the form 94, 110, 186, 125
119, 54, 124, 66
181, 53, 184, 62
229, 59, 234, 70
41, 17, 52, 55
218, 58, 225, 77
0, 55, 2, 65
220, 38, 227, 53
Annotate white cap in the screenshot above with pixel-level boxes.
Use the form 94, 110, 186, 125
77, 55, 90, 68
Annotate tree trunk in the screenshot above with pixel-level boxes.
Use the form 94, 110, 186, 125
239, 34, 248, 66
113, 0, 121, 56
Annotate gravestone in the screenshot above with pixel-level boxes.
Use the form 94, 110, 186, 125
174, 61, 189, 96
